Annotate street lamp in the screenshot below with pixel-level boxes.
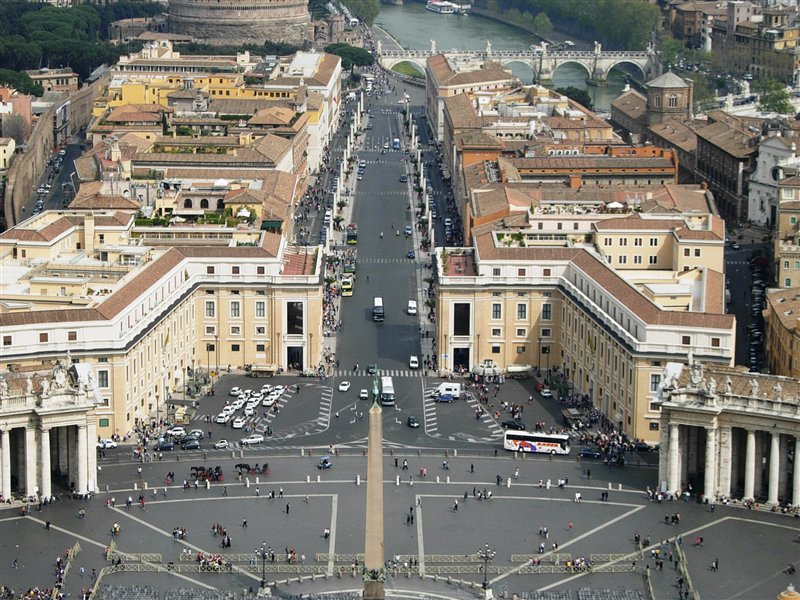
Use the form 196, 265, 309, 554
206, 343, 212, 396
477, 543, 496, 594
537, 336, 542, 370
255, 541, 268, 589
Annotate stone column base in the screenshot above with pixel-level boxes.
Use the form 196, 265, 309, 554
363, 581, 385, 600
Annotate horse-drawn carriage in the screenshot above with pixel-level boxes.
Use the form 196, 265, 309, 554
235, 463, 269, 476
190, 465, 224, 482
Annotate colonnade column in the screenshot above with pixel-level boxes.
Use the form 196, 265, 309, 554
793, 437, 800, 507
24, 427, 37, 498
667, 423, 681, 494
77, 425, 88, 495
717, 427, 732, 498
86, 420, 97, 493
768, 432, 781, 505
744, 429, 756, 501
39, 427, 51, 499
0, 429, 10, 500
703, 427, 717, 501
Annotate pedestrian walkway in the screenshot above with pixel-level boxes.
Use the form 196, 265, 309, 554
332, 369, 425, 378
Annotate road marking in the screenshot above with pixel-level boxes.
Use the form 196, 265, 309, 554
416, 495, 425, 576
327, 494, 338, 576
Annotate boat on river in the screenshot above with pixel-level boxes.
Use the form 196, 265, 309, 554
425, 1, 457, 14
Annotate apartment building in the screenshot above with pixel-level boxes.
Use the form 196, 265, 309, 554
25, 68, 80, 94
763, 287, 800, 378
0, 211, 323, 448
774, 175, 800, 287
436, 195, 736, 442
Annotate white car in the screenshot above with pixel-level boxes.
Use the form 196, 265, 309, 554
407, 300, 418, 315
229, 387, 241, 397
540, 388, 553, 398
232, 417, 246, 429
222, 405, 236, 416
261, 385, 273, 394
262, 396, 276, 407
409, 355, 419, 369
189, 429, 205, 439
166, 426, 186, 437
359, 389, 369, 400
273, 385, 286, 395
213, 439, 229, 450
338, 381, 351, 392
232, 399, 245, 410
97, 439, 117, 449
215, 413, 231, 424
244, 406, 255, 417
241, 434, 265, 445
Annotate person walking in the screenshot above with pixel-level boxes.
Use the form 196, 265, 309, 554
286, 503, 291, 514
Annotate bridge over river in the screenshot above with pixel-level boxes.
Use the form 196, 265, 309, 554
378, 40, 661, 84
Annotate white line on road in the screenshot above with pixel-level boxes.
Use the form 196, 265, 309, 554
415, 495, 425, 576
327, 494, 338, 576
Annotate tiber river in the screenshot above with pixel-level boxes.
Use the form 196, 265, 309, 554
375, 1, 630, 111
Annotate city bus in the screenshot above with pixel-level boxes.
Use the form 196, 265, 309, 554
503, 431, 571, 455
380, 376, 395, 406
341, 276, 354, 297
372, 297, 384, 322
364, 74, 374, 92
346, 223, 358, 245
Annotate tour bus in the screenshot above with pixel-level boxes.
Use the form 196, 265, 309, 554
380, 376, 395, 406
364, 74, 374, 92
372, 297, 384, 322
341, 276, 354, 297
503, 431, 571, 455
392, 138, 401, 150
346, 223, 358, 245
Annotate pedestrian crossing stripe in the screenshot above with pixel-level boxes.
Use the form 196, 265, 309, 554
331, 369, 424, 378
355, 258, 419, 265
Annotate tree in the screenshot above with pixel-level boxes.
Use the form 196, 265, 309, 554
555, 86, 593, 110
339, 0, 380, 26
324, 43, 374, 71
754, 78, 794, 114
2, 114, 27, 145
532, 12, 553, 34
0, 69, 43, 96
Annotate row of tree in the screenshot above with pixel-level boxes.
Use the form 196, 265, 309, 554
473, 0, 659, 51
339, 0, 381, 26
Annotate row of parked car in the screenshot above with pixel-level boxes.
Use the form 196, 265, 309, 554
748, 259, 768, 372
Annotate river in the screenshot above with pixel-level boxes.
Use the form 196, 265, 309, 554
374, 1, 628, 111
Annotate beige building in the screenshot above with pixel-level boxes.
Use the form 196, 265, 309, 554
434, 205, 734, 442
775, 176, 800, 288
658, 360, 800, 507
764, 287, 800, 379
0, 137, 15, 170
0, 211, 323, 448
26, 68, 79, 94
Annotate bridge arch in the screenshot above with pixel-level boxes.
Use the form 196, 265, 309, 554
551, 60, 592, 79
381, 56, 428, 74
389, 60, 426, 78
498, 59, 537, 83
604, 60, 646, 81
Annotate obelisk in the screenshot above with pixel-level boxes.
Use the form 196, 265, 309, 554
363, 397, 385, 599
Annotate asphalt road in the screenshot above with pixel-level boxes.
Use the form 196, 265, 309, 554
18, 136, 84, 221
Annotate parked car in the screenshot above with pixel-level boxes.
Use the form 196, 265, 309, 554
181, 440, 201, 450
232, 417, 246, 429
188, 429, 205, 439
240, 434, 265, 446
229, 387, 241, 396
166, 426, 186, 437
213, 439, 229, 450
407, 416, 420, 428
578, 447, 603, 459
502, 420, 526, 431
154, 441, 174, 451
97, 439, 117, 449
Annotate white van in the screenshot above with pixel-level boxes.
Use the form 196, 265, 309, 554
407, 300, 417, 315
324, 210, 332, 225
433, 382, 462, 400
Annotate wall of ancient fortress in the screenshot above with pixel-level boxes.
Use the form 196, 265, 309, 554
170, 0, 311, 45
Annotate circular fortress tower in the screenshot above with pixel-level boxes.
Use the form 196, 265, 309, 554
169, 0, 311, 46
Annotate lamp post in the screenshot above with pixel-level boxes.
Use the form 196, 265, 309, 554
537, 336, 542, 370
212, 334, 219, 395
206, 343, 211, 396
477, 543, 496, 596
255, 541, 268, 589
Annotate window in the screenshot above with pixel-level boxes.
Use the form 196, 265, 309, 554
711, 337, 720, 348
516, 328, 526, 337
206, 266, 215, 274
649, 421, 660, 430
542, 304, 552, 320
492, 268, 501, 276
649, 238, 658, 247
517, 304, 527, 320
786, 278, 792, 287
618, 256, 627, 264
792, 217, 797, 224
255, 326, 266, 335
633, 256, 642, 264
634, 238, 642, 247
516, 346, 526, 354
231, 326, 241, 336
668, 94, 678, 108
683, 248, 690, 257
604, 237, 612, 246
543, 268, 551, 277
694, 249, 701, 257
98, 370, 110, 388
619, 238, 627, 246
649, 256, 658, 265
517, 268, 526, 277
287, 302, 304, 335
453, 303, 471, 336
256, 344, 266, 352
40, 332, 48, 343
205, 301, 215, 318
232, 266, 240, 275
653, 95, 661, 107
541, 328, 552, 338
230, 301, 241, 318
492, 303, 502, 319
681, 335, 690, 345
99, 418, 110, 427
492, 346, 500, 354
795, 261, 800, 270
650, 373, 661, 392
231, 344, 240, 352
255, 301, 265, 318
68, 331, 77, 341
491, 328, 501, 336
784, 261, 790, 269
257, 266, 265, 275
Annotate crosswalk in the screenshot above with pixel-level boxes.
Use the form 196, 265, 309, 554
421, 387, 503, 441
331, 369, 425, 378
